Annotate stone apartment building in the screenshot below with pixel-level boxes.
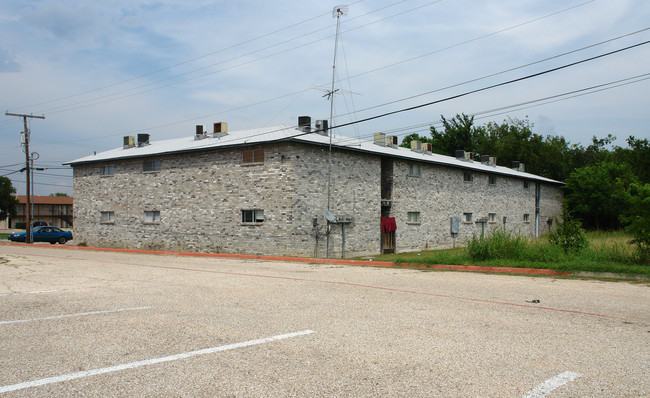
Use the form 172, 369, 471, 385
65, 119, 563, 258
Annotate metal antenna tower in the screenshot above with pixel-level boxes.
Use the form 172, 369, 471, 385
326, 5, 348, 258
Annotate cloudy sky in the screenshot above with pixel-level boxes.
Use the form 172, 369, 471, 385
1, 0, 649, 196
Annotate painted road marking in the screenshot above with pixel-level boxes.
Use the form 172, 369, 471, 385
0, 329, 315, 394
0, 290, 59, 297
523, 371, 583, 398
0, 306, 153, 326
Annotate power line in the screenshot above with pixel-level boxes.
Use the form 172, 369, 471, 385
331, 41, 650, 130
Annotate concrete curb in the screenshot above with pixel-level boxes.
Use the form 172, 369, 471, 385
0, 241, 569, 276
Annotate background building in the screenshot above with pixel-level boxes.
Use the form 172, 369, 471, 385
66, 120, 563, 257
2, 195, 73, 230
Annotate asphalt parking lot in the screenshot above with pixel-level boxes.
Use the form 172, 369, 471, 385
0, 244, 648, 397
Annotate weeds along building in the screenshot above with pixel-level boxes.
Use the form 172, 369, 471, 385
65, 118, 563, 258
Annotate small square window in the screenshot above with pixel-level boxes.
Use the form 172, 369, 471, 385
408, 164, 420, 177
100, 211, 114, 223
243, 149, 264, 164
463, 212, 473, 222
242, 209, 264, 223
143, 160, 161, 172
144, 210, 161, 223
100, 165, 114, 176
524, 180, 530, 189
488, 213, 496, 223
463, 172, 473, 182
407, 211, 420, 223
489, 175, 497, 185
523, 214, 530, 223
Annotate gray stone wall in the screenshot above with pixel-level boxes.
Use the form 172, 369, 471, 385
389, 158, 561, 252
72, 142, 563, 257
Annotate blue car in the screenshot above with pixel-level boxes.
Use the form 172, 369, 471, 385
9, 226, 73, 244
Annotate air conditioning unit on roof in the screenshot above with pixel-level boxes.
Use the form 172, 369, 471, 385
374, 132, 386, 146
386, 135, 398, 147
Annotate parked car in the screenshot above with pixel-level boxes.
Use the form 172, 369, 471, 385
8, 226, 73, 244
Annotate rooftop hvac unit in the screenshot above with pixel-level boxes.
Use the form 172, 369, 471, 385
315, 119, 328, 135
195, 125, 206, 140
386, 135, 398, 147
455, 150, 466, 159
481, 154, 490, 164
411, 140, 422, 151
374, 132, 386, 146
298, 116, 311, 132
489, 156, 497, 166
123, 136, 135, 149
512, 161, 525, 171
213, 122, 228, 136
423, 143, 432, 154
137, 133, 150, 147
464, 152, 472, 160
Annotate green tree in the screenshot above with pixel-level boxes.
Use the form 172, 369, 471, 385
619, 183, 650, 264
49, 193, 69, 197
0, 177, 19, 221
564, 161, 638, 230
429, 113, 481, 155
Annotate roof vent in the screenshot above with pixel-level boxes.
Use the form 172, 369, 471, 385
123, 136, 135, 149
422, 142, 432, 155
512, 161, 525, 172
374, 133, 386, 146
137, 133, 150, 147
386, 135, 398, 148
212, 122, 228, 138
195, 125, 207, 140
315, 120, 328, 136
297, 116, 311, 132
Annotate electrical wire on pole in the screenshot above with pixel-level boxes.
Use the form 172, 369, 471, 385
5, 112, 45, 243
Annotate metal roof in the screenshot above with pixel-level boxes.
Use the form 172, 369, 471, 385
64, 125, 562, 184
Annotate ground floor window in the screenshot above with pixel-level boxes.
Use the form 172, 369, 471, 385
488, 213, 496, 223
463, 212, 473, 223
407, 211, 420, 224
242, 209, 264, 223
100, 211, 115, 224
144, 210, 161, 224
523, 213, 530, 223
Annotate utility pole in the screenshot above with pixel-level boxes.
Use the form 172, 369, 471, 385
5, 112, 45, 243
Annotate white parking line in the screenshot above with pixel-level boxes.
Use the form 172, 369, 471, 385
0, 290, 59, 297
523, 371, 583, 398
0, 329, 315, 394
0, 306, 153, 326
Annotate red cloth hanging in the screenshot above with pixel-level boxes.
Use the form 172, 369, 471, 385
381, 217, 397, 234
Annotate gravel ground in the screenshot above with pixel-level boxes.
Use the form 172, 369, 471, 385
0, 244, 648, 397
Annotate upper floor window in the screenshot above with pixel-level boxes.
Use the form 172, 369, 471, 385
524, 180, 530, 189
100, 165, 114, 176
489, 175, 497, 185
242, 149, 264, 164
143, 160, 161, 172
144, 210, 161, 224
463, 172, 473, 182
408, 164, 420, 177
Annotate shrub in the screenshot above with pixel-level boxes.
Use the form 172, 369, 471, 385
467, 227, 526, 261
549, 209, 588, 253
620, 183, 650, 265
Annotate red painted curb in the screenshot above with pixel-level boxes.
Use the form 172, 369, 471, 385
0, 241, 568, 275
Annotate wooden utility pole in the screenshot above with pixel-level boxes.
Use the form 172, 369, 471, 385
5, 112, 45, 243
